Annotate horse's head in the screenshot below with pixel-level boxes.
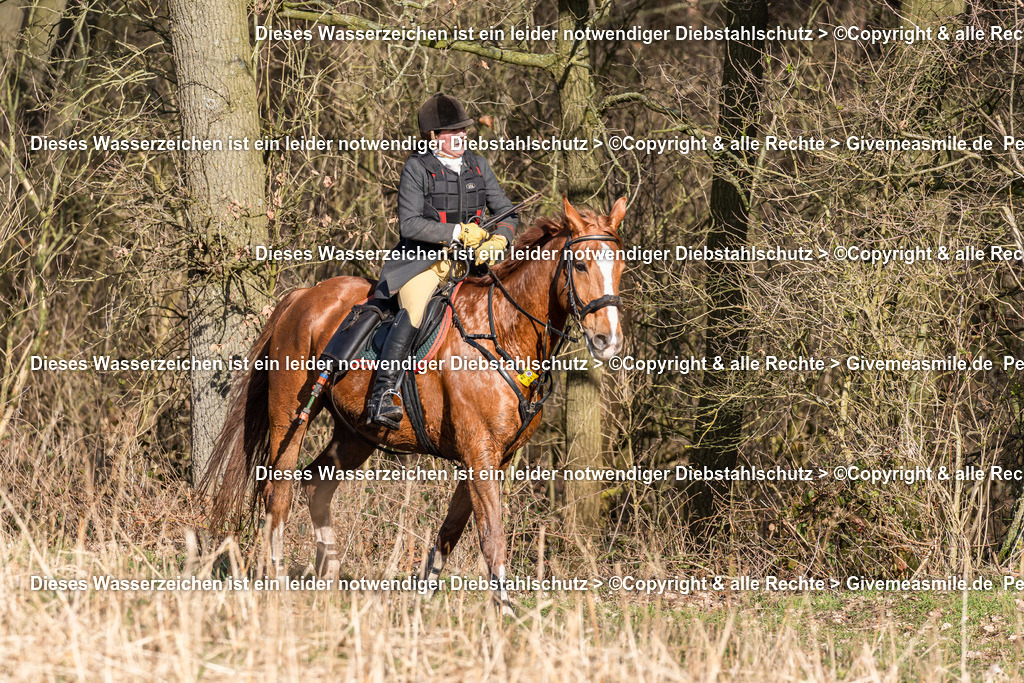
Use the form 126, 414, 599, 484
558, 196, 628, 360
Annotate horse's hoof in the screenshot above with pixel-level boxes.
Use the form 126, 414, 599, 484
314, 543, 339, 579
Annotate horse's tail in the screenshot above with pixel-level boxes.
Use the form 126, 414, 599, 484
202, 289, 304, 532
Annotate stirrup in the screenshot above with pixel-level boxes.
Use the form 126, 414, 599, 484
369, 387, 404, 428
379, 387, 403, 409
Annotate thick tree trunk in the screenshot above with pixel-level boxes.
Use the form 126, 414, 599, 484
690, 0, 767, 526
22, 0, 67, 93
0, 2, 25, 69
557, 0, 606, 532
168, 0, 269, 487
556, 0, 601, 204
1, 0, 67, 175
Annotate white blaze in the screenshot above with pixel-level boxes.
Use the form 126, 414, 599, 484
595, 244, 620, 349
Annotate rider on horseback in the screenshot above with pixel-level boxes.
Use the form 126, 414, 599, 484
367, 93, 519, 428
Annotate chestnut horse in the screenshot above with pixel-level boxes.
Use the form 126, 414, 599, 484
204, 196, 627, 612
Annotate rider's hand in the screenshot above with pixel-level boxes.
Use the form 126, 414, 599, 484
475, 235, 508, 266
459, 222, 488, 249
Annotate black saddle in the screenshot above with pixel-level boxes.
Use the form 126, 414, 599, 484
320, 284, 456, 374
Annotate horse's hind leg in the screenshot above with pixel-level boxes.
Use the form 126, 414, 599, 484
264, 420, 309, 579
420, 479, 473, 596
302, 428, 374, 578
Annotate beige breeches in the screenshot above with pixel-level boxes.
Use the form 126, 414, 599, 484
397, 260, 451, 327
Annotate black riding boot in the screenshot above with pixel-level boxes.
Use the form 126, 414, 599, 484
367, 309, 418, 428
318, 301, 387, 373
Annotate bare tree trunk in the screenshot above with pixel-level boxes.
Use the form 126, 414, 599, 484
21, 0, 67, 93
1, 0, 67, 173
690, 0, 767, 528
0, 2, 25, 70
168, 0, 270, 487
0, 1, 75, 442
557, 0, 607, 533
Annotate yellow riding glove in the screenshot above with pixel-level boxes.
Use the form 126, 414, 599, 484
475, 235, 508, 266
458, 222, 488, 248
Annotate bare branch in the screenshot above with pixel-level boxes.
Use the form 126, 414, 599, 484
600, 91, 706, 137
279, 4, 558, 71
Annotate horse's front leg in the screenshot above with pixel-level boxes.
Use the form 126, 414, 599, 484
466, 461, 514, 616
420, 479, 473, 595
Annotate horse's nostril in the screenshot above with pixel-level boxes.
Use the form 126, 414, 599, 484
593, 334, 609, 349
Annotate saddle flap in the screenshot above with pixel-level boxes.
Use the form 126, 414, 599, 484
369, 292, 450, 352
321, 282, 463, 374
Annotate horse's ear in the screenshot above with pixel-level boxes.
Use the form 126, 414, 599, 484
563, 195, 587, 237
609, 197, 627, 230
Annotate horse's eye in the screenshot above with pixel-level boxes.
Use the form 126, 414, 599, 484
573, 261, 587, 272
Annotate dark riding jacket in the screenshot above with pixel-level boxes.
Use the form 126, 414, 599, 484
375, 150, 518, 298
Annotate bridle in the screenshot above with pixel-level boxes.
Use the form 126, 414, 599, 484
471, 232, 623, 344
441, 230, 624, 455
557, 233, 623, 322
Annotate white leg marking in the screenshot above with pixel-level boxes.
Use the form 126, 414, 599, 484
420, 544, 447, 597
314, 525, 339, 578
315, 525, 337, 546
496, 564, 514, 616
267, 514, 286, 578
431, 547, 447, 574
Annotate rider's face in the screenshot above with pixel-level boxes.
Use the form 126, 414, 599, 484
434, 128, 467, 157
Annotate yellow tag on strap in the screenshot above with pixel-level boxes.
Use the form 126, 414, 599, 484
518, 369, 538, 386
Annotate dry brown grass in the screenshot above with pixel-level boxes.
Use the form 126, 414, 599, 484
3, 428, 1022, 681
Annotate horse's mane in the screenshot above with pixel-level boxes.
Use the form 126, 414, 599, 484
467, 208, 619, 285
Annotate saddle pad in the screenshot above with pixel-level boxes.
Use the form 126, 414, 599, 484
356, 282, 462, 369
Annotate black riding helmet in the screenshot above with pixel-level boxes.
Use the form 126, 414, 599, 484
417, 93, 475, 137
